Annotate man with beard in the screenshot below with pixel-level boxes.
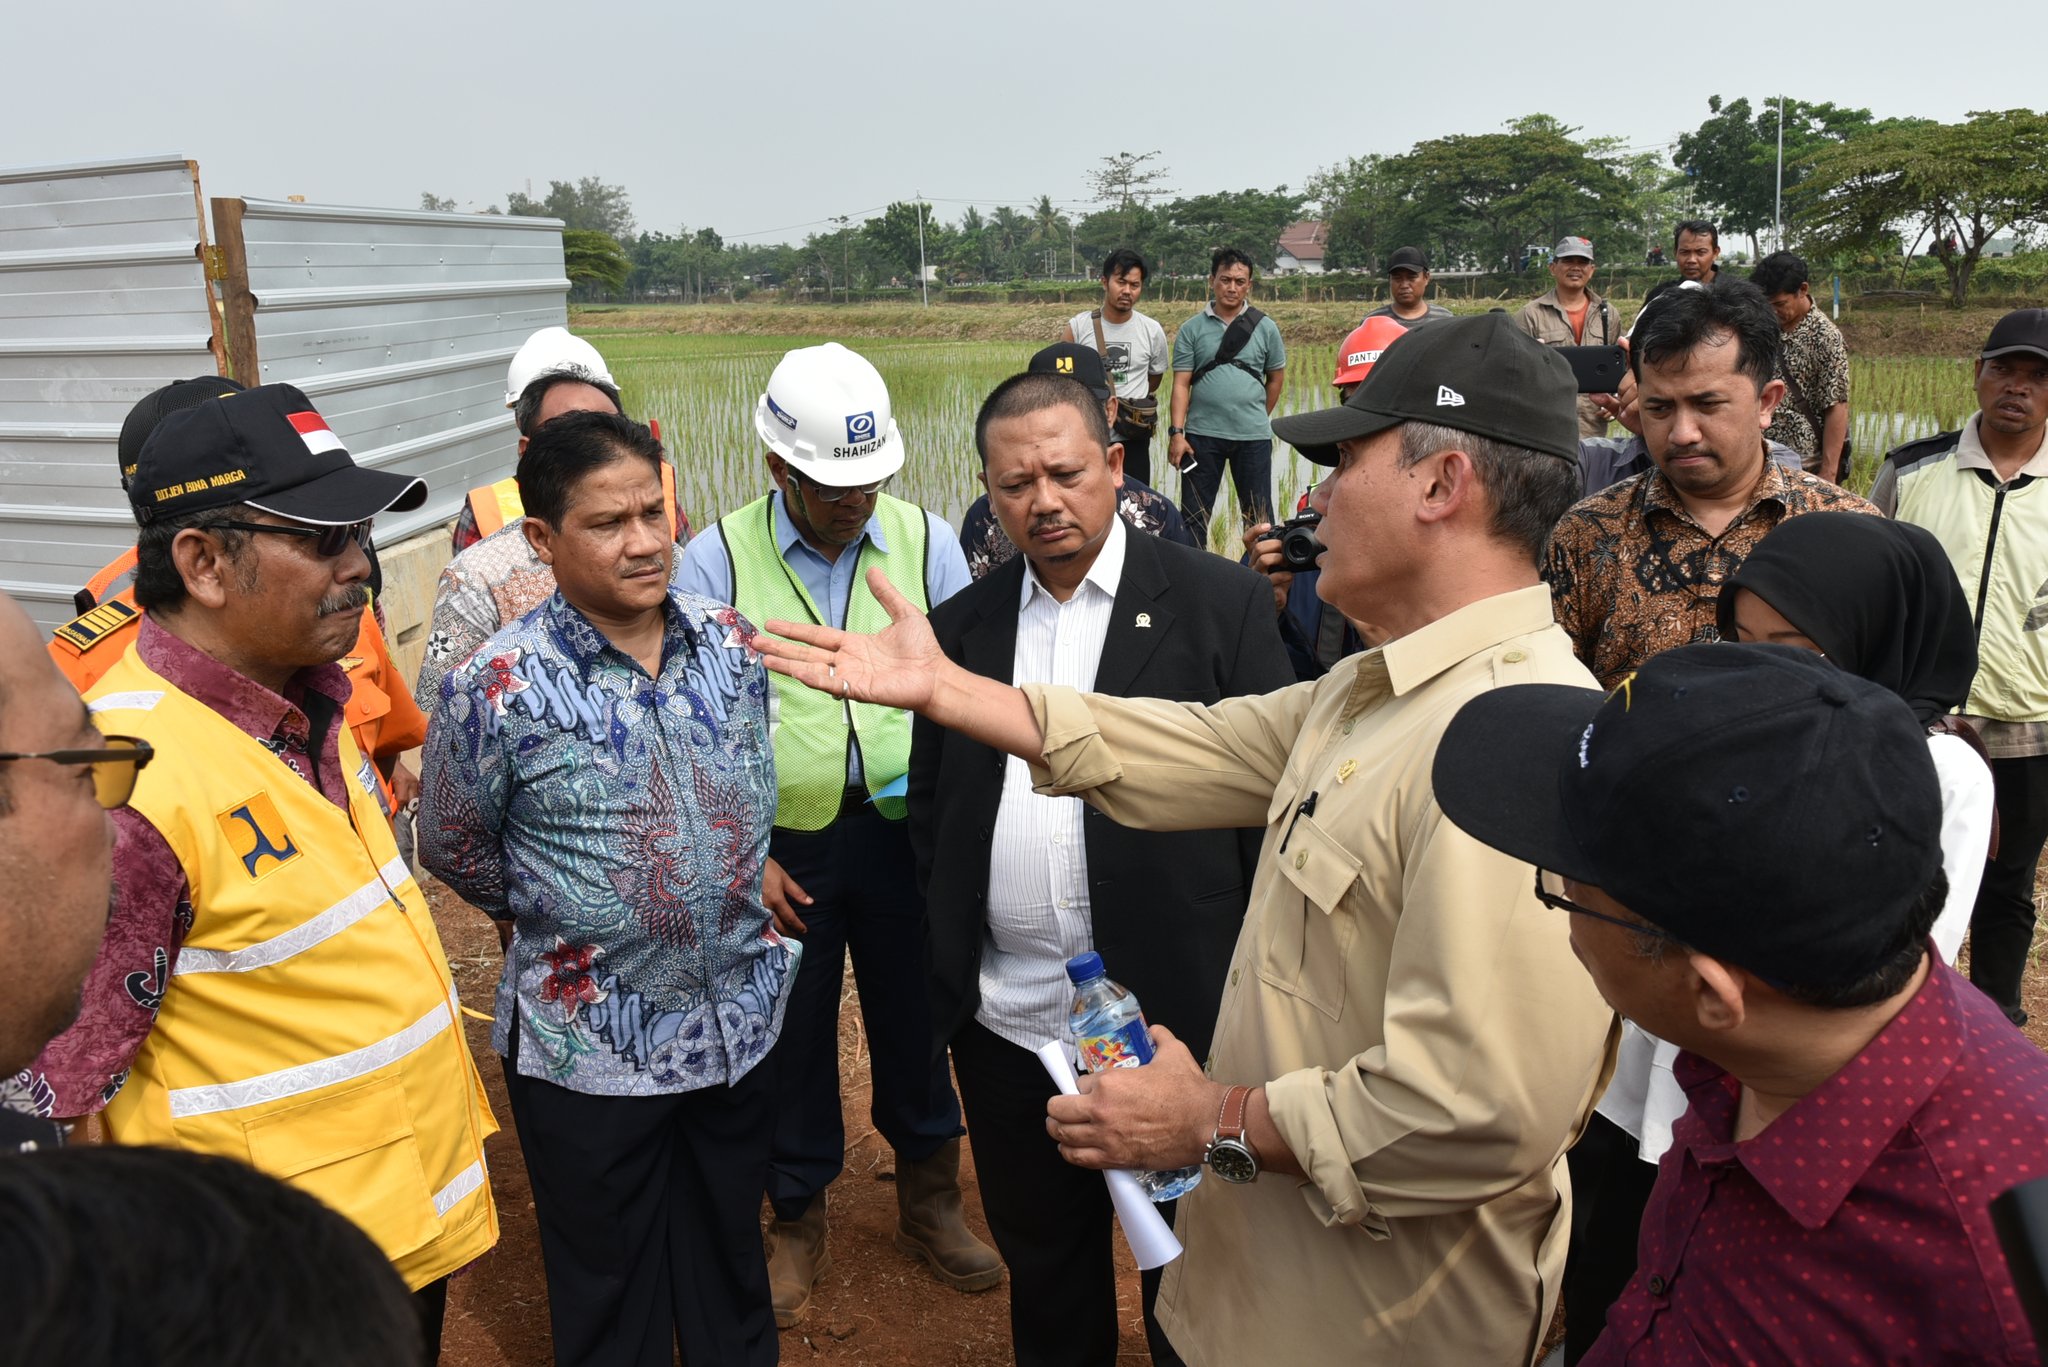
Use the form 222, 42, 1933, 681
36, 385, 499, 1359
1872, 308, 2048, 1028
1546, 279, 1877, 688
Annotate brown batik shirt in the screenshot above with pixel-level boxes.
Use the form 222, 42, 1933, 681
1763, 305, 1851, 468
1545, 457, 1880, 687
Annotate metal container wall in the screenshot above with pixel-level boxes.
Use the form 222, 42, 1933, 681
224, 199, 569, 547
0, 155, 220, 630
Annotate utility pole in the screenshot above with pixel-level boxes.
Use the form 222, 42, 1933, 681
1775, 94, 1785, 254
832, 216, 850, 305
914, 192, 929, 307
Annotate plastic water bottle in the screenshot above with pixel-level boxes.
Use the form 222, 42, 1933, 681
1065, 951, 1202, 1202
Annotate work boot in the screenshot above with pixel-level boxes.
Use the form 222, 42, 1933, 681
893, 1139, 1004, 1292
764, 1192, 830, 1328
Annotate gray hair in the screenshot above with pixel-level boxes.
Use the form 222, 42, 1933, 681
1396, 422, 1581, 566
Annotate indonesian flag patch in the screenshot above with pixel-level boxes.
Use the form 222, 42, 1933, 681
287, 410, 346, 457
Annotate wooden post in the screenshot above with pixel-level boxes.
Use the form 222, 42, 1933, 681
210, 198, 259, 384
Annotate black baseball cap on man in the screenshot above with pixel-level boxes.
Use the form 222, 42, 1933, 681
1430, 643, 1943, 991
1272, 311, 1578, 466
1982, 308, 2048, 363
1385, 246, 1429, 275
130, 383, 427, 525
116, 375, 247, 491
1028, 341, 1113, 403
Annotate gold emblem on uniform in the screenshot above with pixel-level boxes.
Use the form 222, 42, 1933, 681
1336, 758, 1357, 784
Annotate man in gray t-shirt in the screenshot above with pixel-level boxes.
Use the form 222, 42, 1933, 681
1063, 248, 1169, 486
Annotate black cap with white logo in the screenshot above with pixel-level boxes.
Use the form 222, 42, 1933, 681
1271, 311, 1579, 466
130, 383, 427, 525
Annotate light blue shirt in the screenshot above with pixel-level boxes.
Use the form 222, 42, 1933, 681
678, 489, 970, 782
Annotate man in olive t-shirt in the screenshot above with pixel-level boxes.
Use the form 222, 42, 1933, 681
1167, 246, 1287, 539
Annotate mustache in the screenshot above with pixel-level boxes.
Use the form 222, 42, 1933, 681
318, 584, 370, 617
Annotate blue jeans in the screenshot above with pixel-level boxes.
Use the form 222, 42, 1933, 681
1179, 434, 1274, 537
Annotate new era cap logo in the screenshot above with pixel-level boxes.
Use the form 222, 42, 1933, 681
1435, 385, 1466, 408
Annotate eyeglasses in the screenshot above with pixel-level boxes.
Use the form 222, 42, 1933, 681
791, 472, 886, 504
1533, 868, 1682, 944
219, 519, 373, 558
0, 734, 154, 809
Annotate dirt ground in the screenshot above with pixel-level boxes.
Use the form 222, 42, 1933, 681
432, 873, 2048, 1367
428, 878, 1151, 1367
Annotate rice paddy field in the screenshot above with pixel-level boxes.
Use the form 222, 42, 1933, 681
581, 327, 1989, 550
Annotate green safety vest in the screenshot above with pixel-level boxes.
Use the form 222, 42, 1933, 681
717, 491, 931, 830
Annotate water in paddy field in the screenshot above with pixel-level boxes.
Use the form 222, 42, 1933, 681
590, 333, 1983, 542
595, 332, 1342, 553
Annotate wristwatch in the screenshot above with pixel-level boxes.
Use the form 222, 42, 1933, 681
1204, 1084, 1262, 1183
1167, 425, 1185, 436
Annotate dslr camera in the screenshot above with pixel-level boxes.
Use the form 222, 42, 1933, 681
1274, 508, 1324, 571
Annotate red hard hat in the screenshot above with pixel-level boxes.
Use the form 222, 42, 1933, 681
1332, 316, 1410, 388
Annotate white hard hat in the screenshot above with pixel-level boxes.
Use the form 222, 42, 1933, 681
754, 343, 904, 487
505, 326, 617, 409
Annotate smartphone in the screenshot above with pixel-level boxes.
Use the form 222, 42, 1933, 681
1558, 345, 1627, 394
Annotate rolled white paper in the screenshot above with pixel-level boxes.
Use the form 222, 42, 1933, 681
1035, 1040, 1185, 1270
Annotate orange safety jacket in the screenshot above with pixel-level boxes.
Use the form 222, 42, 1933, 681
49, 551, 426, 816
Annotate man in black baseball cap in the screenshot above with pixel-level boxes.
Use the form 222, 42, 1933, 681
747, 309, 1615, 1361
1432, 642, 2048, 1365
1027, 340, 1114, 407
1364, 245, 1452, 331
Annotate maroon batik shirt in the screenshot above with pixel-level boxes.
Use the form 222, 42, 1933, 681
1585, 958, 2048, 1365
16, 618, 352, 1119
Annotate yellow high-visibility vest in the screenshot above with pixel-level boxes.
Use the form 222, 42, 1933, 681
86, 651, 499, 1290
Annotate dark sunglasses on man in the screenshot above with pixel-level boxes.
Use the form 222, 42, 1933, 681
220, 519, 374, 558
0, 733, 154, 809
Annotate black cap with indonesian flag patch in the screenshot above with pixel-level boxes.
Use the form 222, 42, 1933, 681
129, 382, 427, 525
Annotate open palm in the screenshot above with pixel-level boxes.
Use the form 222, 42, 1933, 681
754, 567, 947, 712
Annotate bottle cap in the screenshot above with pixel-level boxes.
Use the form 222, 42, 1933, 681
1065, 951, 1106, 984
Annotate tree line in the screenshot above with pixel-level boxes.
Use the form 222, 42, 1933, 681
424, 100, 2048, 309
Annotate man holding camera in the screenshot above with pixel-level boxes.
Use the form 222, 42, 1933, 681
1063, 249, 1170, 488
754, 314, 1615, 1366
912, 367, 1288, 1367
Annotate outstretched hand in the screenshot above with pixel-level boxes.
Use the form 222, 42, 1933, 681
756, 567, 948, 713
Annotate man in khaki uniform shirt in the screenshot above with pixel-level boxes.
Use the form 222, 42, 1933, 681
753, 314, 1618, 1367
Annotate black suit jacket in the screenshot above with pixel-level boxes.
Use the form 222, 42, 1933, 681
909, 529, 1297, 1064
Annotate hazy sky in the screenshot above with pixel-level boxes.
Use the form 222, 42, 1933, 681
9, 1, 2043, 245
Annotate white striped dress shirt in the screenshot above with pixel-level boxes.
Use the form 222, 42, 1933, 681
976, 518, 1128, 1050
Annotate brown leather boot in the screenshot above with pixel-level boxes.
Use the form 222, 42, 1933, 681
893, 1139, 1004, 1291
764, 1192, 830, 1328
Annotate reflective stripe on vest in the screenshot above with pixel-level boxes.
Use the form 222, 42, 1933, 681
467, 462, 684, 539
85, 652, 499, 1289
717, 492, 929, 830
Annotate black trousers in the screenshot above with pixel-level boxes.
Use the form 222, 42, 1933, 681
1970, 753, 2048, 1022
502, 1030, 777, 1367
951, 1021, 1184, 1367
1118, 427, 1154, 490
1561, 1112, 1660, 1365
766, 802, 962, 1221
1178, 434, 1274, 535
414, 1277, 448, 1363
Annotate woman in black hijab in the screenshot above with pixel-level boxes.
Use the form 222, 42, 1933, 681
1717, 511, 1977, 726
1719, 509, 1991, 969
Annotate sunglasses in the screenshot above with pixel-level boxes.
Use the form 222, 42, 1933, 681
220, 519, 373, 558
791, 471, 886, 505
0, 734, 154, 809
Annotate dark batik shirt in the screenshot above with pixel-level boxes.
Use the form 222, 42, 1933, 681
1546, 457, 1878, 687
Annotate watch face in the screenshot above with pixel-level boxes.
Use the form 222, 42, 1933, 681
1208, 1139, 1258, 1184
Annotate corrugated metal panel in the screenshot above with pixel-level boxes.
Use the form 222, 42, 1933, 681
229, 199, 568, 546
0, 155, 219, 629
